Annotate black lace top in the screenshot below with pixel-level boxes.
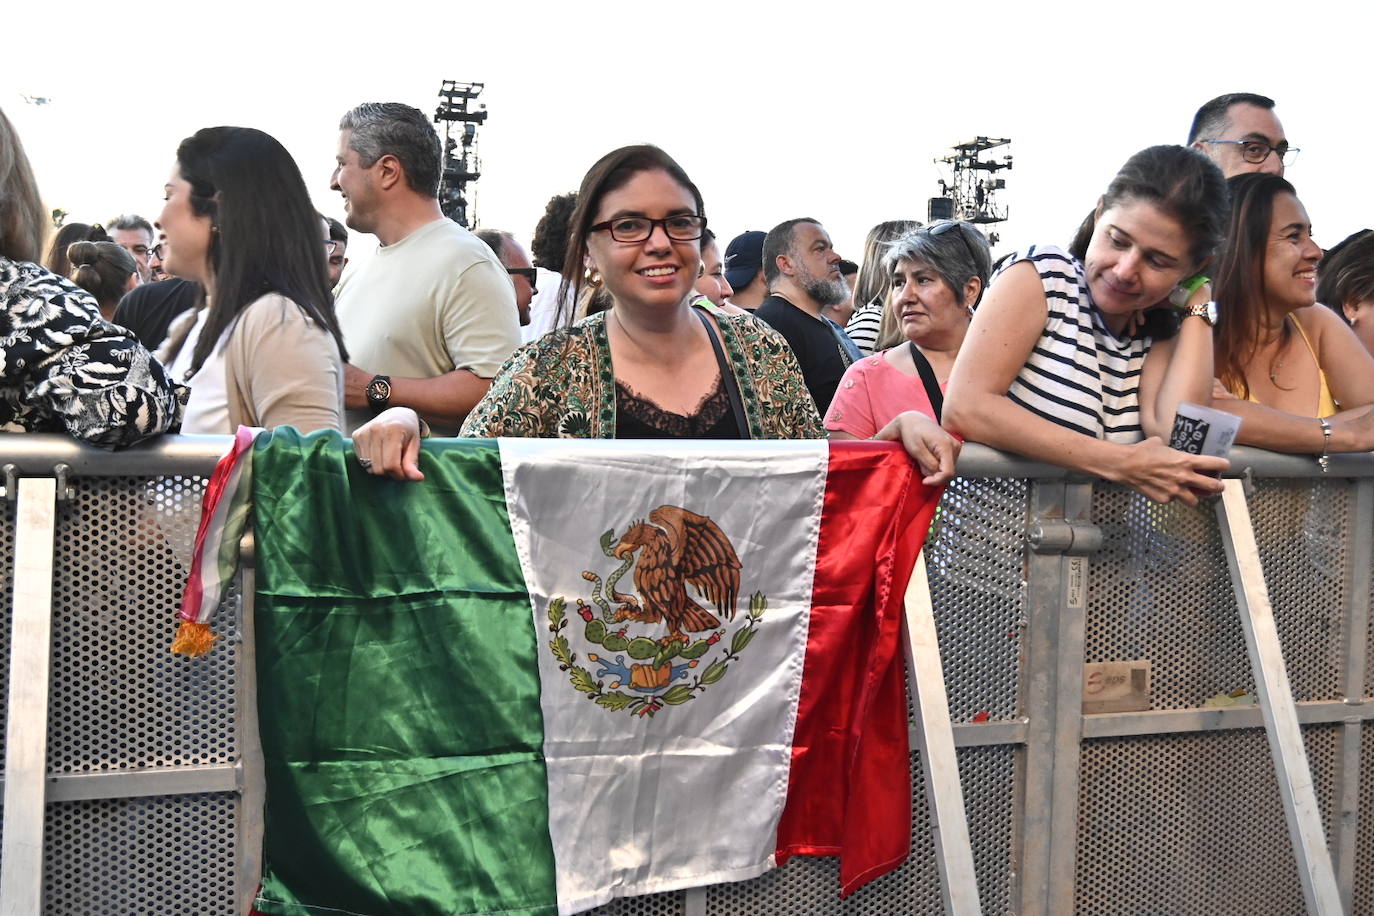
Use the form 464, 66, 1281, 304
614, 375, 742, 439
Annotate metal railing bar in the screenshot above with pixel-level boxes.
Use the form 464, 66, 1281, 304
1080, 700, 1373, 739
0, 478, 58, 916
2, 434, 1372, 480
0, 763, 239, 801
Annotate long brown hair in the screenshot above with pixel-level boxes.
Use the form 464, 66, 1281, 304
556, 145, 705, 328
1213, 173, 1297, 399
175, 126, 348, 374
0, 108, 46, 264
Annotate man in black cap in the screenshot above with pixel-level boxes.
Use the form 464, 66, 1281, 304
723, 230, 769, 311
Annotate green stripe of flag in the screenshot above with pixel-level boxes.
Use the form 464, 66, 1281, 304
250, 429, 557, 916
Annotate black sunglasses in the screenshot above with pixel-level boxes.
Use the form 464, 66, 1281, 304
507, 267, 538, 291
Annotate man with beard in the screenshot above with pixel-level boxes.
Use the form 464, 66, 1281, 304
755, 218, 861, 412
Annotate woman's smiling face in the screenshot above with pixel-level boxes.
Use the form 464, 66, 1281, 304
585, 168, 702, 314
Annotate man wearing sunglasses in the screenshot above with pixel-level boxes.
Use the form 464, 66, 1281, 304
475, 229, 536, 327
1188, 92, 1296, 178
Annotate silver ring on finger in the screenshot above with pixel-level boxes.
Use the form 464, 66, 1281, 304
357, 457, 373, 470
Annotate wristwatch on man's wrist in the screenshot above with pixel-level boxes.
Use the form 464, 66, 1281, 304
365, 375, 392, 413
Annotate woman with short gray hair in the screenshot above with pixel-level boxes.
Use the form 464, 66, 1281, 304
825, 221, 988, 438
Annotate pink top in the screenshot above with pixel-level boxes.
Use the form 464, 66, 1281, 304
823, 351, 943, 439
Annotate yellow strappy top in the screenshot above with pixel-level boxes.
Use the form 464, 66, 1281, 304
1244, 313, 1338, 417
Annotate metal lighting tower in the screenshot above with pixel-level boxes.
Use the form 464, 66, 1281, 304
929, 136, 1013, 245
434, 80, 487, 228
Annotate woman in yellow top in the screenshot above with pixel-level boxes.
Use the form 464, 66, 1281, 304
1212, 173, 1374, 461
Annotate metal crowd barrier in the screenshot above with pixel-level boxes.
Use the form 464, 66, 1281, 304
0, 434, 1371, 915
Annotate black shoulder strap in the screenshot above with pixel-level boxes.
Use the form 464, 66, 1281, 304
907, 341, 944, 422
695, 308, 750, 439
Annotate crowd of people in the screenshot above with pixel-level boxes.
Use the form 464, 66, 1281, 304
2, 91, 1372, 503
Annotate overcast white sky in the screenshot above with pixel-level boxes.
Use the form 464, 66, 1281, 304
6, 1, 1371, 271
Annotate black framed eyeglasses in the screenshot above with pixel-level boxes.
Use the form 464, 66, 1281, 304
1199, 138, 1299, 167
324, 240, 341, 256
149, 244, 165, 261
588, 214, 707, 243
507, 267, 538, 292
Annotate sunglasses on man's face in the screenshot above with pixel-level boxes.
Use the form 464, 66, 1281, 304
508, 267, 538, 291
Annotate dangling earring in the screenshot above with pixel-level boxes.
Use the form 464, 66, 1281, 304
584, 267, 602, 288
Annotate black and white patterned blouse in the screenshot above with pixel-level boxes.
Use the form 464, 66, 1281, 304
0, 257, 184, 448
1001, 245, 1149, 443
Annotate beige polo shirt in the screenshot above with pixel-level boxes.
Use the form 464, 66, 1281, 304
337, 217, 520, 433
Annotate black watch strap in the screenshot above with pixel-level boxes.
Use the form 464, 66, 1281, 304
365, 375, 392, 414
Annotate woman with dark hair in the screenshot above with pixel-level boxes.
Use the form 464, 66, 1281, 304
156, 126, 348, 434
844, 219, 922, 355
1316, 229, 1374, 355
826, 221, 988, 437
1209, 174, 1374, 457
354, 144, 957, 482
943, 145, 1231, 505
0, 107, 180, 446
523, 191, 578, 341
67, 240, 138, 320
44, 221, 108, 278
693, 228, 747, 315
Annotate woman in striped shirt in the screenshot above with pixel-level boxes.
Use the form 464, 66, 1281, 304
943, 146, 1230, 505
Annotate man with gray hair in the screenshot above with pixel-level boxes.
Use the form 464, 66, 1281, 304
330, 101, 519, 434
107, 214, 154, 283
754, 218, 860, 413
474, 229, 536, 328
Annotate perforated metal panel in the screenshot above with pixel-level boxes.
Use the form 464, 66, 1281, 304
48, 476, 238, 771
585, 889, 684, 915
1087, 486, 1248, 709
1250, 480, 1349, 702
701, 745, 1015, 915
925, 478, 1028, 721
1075, 726, 1338, 915
0, 496, 14, 769
41, 793, 239, 915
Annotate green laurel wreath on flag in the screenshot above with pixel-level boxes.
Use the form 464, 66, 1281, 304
546, 592, 766, 718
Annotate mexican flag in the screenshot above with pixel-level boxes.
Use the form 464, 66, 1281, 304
176, 429, 941, 916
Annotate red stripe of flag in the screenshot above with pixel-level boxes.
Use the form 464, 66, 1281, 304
775, 439, 943, 894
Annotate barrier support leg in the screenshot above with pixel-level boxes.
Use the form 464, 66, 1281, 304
903, 551, 982, 915
1215, 479, 1342, 915
1333, 478, 1372, 912
0, 477, 58, 916
236, 530, 267, 915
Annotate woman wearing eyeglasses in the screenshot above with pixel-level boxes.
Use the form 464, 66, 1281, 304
1208, 174, 1374, 461
155, 126, 348, 434
826, 222, 988, 438
354, 144, 958, 483
942, 146, 1231, 505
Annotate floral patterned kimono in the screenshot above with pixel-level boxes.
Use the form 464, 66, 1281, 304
461, 310, 823, 439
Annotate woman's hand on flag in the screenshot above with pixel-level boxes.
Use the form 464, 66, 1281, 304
352, 407, 426, 481
873, 411, 960, 486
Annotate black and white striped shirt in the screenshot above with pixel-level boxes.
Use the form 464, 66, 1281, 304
1002, 246, 1148, 443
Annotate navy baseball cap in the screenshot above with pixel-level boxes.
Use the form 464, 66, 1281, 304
724, 230, 767, 290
